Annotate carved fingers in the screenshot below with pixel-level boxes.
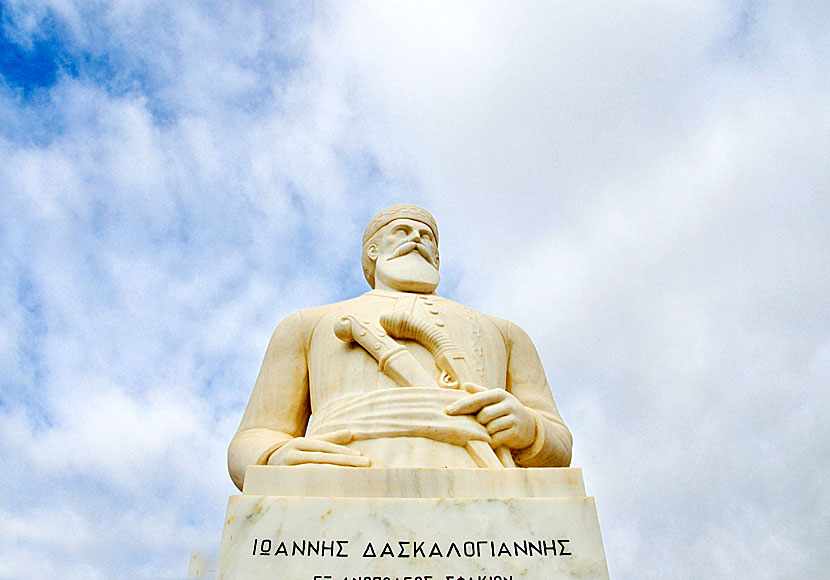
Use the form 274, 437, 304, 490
445, 388, 537, 450
267, 430, 371, 467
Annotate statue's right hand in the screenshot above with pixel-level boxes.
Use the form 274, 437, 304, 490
266, 430, 371, 467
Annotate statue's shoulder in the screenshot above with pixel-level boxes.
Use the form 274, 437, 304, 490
439, 298, 536, 349
434, 296, 513, 342
298, 292, 386, 316
288, 292, 387, 336
477, 311, 512, 344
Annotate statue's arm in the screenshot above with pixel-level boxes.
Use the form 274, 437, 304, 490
503, 321, 573, 467
228, 311, 311, 489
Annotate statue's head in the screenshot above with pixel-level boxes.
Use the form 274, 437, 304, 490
362, 204, 440, 293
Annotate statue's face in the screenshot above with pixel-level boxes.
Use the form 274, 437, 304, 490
368, 218, 440, 293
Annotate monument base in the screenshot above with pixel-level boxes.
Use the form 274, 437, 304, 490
216, 467, 609, 580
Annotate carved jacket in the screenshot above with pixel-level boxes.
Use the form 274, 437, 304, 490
228, 289, 572, 489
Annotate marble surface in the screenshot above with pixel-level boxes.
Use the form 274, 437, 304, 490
215, 467, 610, 579
242, 465, 586, 498
229, 204, 572, 489
216, 496, 608, 579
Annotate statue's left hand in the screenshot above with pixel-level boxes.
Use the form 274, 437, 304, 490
266, 430, 371, 467
445, 386, 537, 450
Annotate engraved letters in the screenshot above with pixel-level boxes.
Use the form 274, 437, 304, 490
252, 538, 572, 560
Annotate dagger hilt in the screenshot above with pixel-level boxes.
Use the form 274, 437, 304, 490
334, 315, 436, 390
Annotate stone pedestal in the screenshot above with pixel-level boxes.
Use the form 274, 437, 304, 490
216, 466, 609, 579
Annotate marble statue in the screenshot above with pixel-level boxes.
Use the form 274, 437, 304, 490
228, 204, 572, 489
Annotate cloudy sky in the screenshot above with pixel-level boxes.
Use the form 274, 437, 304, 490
1, 1, 827, 579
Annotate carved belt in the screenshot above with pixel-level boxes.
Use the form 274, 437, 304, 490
306, 387, 493, 447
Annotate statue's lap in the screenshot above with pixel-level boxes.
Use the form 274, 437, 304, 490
345, 437, 481, 469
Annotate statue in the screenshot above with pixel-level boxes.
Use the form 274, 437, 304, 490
228, 204, 572, 489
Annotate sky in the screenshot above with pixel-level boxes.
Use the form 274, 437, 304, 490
0, 1, 827, 579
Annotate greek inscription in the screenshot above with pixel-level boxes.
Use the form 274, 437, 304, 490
252, 539, 350, 558
339, 577, 433, 580
446, 576, 512, 580
254, 538, 572, 560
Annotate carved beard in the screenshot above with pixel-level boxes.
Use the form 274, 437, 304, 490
375, 245, 440, 293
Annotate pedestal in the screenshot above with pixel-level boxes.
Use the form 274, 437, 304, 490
216, 466, 609, 579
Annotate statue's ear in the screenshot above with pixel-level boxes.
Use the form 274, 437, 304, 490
367, 244, 378, 261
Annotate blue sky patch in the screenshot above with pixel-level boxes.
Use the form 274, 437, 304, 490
0, 6, 77, 96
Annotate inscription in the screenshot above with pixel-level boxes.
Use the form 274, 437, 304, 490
252, 538, 572, 559
253, 539, 349, 557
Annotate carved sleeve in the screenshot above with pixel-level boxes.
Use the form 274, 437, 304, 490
227, 311, 311, 489
503, 321, 573, 468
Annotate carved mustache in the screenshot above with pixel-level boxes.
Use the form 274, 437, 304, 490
388, 241, 438, 268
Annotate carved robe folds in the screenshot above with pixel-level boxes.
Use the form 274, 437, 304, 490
228, 289, 572, 489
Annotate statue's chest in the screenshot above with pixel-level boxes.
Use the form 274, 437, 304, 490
307, 296, 507, 400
